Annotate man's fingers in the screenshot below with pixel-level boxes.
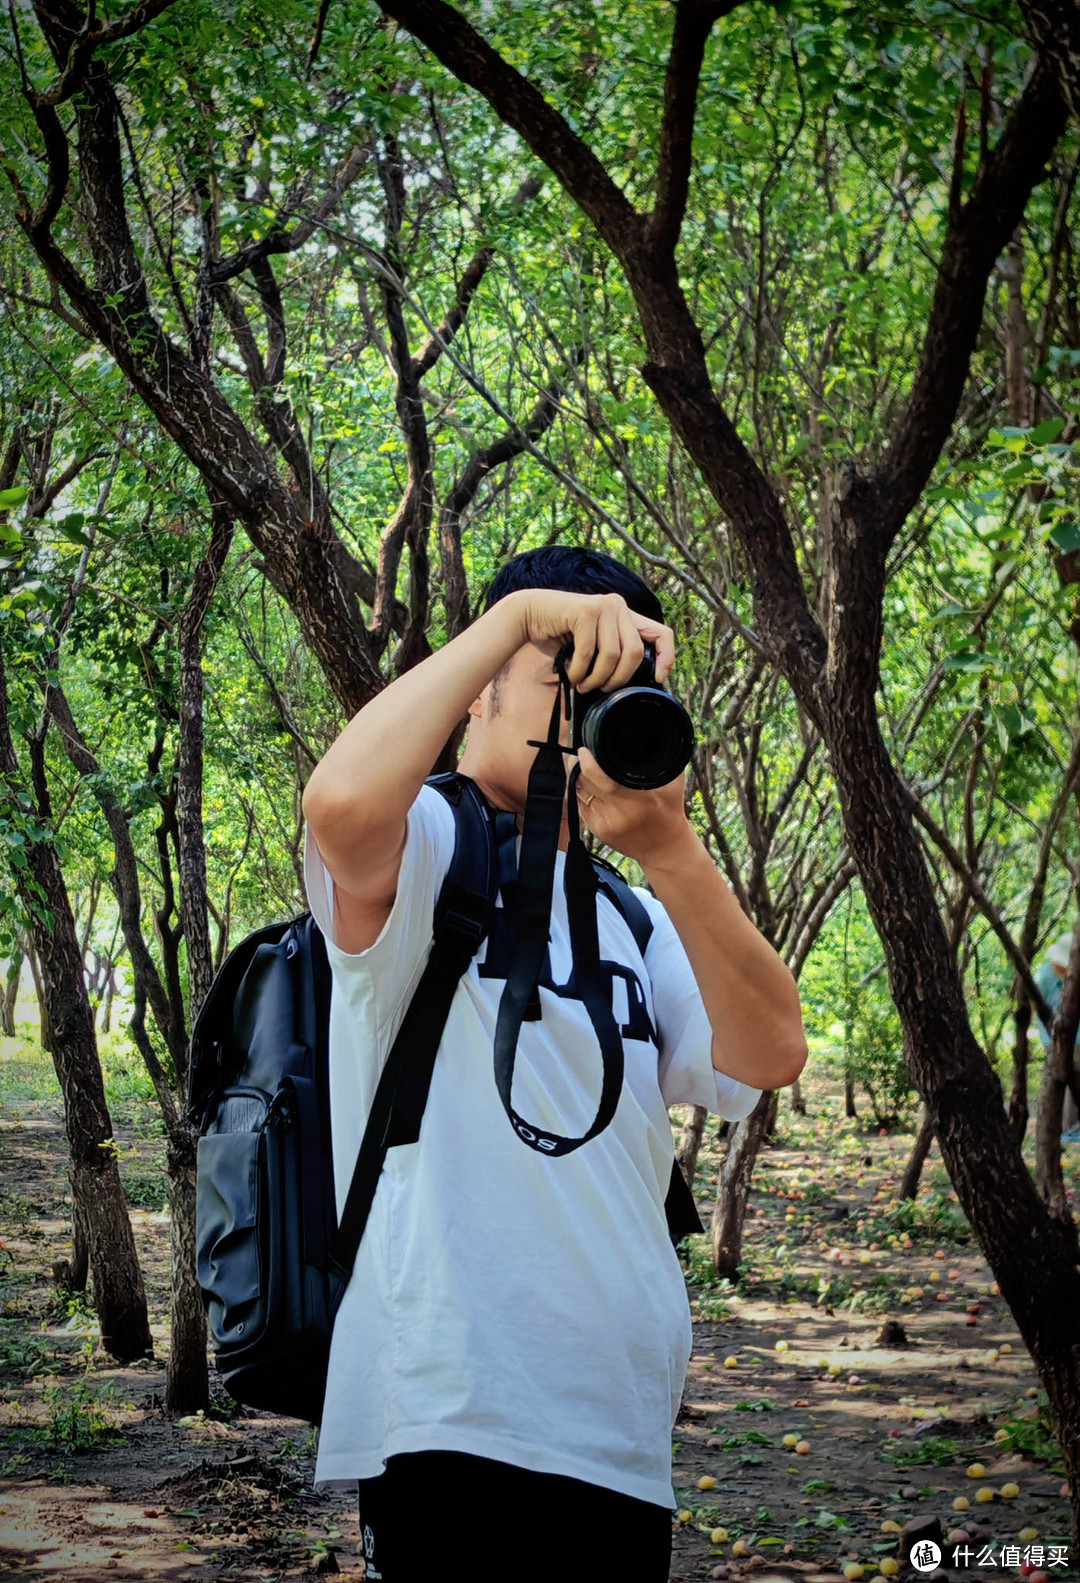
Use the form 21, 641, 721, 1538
580, 599, 623, 691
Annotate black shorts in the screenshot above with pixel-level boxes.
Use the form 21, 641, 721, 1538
356, 1449, 673, 1582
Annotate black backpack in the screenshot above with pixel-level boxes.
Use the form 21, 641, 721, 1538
188, 772, 702, 1424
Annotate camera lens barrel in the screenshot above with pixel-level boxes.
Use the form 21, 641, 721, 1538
579, 686, 695, 790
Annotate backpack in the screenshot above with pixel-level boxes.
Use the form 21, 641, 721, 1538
188, 772, 703, 1424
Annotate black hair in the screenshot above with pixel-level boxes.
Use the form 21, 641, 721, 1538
482, 545, 665, 625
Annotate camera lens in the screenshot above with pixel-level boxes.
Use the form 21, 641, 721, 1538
583, 689, 694, 790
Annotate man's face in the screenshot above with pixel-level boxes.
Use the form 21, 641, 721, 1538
460, 636, 572, 822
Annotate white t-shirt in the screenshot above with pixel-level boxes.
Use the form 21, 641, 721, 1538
303, 783, 761, 1508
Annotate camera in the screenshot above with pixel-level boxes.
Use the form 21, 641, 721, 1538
560, 641, 695, 791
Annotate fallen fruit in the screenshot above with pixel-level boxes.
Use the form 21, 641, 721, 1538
975, 1486, 995, 1503
843, 1566, 865, 1581
993, 1427, 1008, 1440
946, 1529, 970, 1545
952, 1496, 970, 1511
848, 1374, 861, 1385
828, 1363, 843, 1377
698, 1475, 717, 1491
1019, 1527, 1039, 1542
678, 1509, 693, 1523
710, 1526, 729, 1543
879, 1559, 900, 1577
732, 1539, 751, 1557
775, 1340, 790, 1352
782, 1434, 799, 1449
967, 1463, 986, 1479
795, 1440, 811, 1454
1000, 1481, 1019, 1498
723, 1355, 738, 1368
929, 1271, 941, 1283
879, 1520, 902, 1534
1000, 1342, 1013, 1354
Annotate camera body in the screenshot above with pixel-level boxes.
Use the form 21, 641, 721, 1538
565, 642, 695, 791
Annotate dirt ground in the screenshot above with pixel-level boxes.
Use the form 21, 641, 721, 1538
0, 1045, 1076, 1582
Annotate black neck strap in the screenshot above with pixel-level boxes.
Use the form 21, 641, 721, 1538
492, 676, 624, 1156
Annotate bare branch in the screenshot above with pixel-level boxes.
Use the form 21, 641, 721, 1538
870, 62, 1067, 550
381, 0, 644, 257
413, 175, 541, 376
437, 367, 575, 635
897, 773, 1052, 1027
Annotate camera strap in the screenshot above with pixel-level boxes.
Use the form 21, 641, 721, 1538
493, 676, 624, 1156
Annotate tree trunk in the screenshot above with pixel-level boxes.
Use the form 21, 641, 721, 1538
1, 949, 21, 1035
165, 1128, 210, 1414
676, 1105, 708, 1189
163, 505, 233, 1415
1010, 987, 1032, 1141
815, 677, 1080, 1544
712, 1090, 774, 1282
0, 710, 151, 1361
789, 1076, 806, 1115
25, 934, 51, 1053
899, 1109, 936, 1201
844, 1067, 857, 1118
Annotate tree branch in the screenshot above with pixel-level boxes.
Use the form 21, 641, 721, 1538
381, 0, 645, 258
870, 61, 1067, 550
897, 772, 1052, 1026
650, 0, 744, 258
412, 175, 541, 376
437, 366, 575, 636
31, 0, 180, 110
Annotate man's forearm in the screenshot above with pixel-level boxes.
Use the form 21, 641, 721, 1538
303, 594, 525, 827
641, 828, 807, 1092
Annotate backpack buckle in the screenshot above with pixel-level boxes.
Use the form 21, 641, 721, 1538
440, 906, 487, 950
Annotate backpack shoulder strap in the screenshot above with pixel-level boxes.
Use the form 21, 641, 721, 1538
330, 775, 495, 1270
591, 856, 654, 959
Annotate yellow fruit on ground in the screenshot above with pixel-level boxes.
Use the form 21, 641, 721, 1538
698, 1475, 717, 1490
677, 1509, 693, 1523
732, 1539, 751, 1557
929, 1271, 941, 1283
1000, 1482, 1020, 1498
879, 1520, 902, 1534
1019, 1528, 1040, 1542
952, 1496, 970, 1511
879, 1559, 900, 1577
910, 1286, 924, 1297
871, 1576, 890, 1583
723, 1355, 738, 1368
775, 1340, 790, 1352
1001, 1342, 1013, 1353
843, 1566, 865, 1581
967, 1462, 986, 1478
782, 1433, 799, 1448
975, 1486, 995, 1503
828, 1363, 843, 1377
795, 1439, 811, 1454
710, 1527, 729, 1544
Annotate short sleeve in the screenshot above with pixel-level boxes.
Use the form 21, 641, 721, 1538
633, 887, 763, 1122
302, 783, 456, 1022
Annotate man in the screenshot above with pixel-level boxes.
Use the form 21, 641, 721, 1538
301, 547, 807, 1582
1033, 932, 1080, 1142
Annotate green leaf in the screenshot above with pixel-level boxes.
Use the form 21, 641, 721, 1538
1048, 523, 1080, 554
942, 649, 994, 673
0, 486, 28, 509
1031, 417, 1067, 446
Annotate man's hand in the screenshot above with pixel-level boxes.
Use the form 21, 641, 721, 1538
512, 588, 675, 692
574, 747, 693, 867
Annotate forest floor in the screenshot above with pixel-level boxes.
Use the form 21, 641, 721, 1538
0, 1033, 1076, 1583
